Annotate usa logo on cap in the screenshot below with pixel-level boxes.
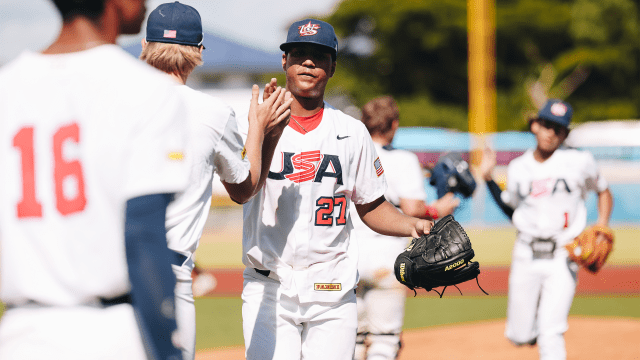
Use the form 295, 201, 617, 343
164, 30, 177, 39
550, 102, 568, 117
299, 21, 321, 36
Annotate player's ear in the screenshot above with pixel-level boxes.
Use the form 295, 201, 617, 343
329, 60, 336, 78
282, 53, 287, 72
141, 38, 146, 50
530, 119, 540, 134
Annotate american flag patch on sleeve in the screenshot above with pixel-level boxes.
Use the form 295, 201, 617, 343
374, 157, 384, 177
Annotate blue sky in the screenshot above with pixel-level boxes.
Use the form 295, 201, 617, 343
0, 0, 340, 65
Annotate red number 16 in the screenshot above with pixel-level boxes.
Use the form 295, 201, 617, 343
13, 124, 86, 218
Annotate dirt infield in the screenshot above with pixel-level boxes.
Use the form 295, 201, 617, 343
195, 266, 640, 296
194, 317, 640, 360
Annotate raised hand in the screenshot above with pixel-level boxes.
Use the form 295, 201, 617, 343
262, 78, 278, 103
479, 146, 497, 182
249, 84, 293, 136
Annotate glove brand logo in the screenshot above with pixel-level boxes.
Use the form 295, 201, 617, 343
268, 151, 343, 184
399, 262, 406, 282
314, 283, 341, 291
444, 259, 465, 271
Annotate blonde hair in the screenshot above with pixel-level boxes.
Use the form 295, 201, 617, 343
361, 96, 400, 136
139, 41, 203, 76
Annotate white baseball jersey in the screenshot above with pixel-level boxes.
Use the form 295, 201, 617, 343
502, 148, 608, 246
165, 85, 250, 259
350, 143, 426, 244
237, 103, 387, 303
0, 45, 189, 306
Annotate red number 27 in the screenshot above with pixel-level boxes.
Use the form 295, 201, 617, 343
315, 195, 347, 226
13, 124, 86, 218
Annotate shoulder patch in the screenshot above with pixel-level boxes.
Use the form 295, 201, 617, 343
374, 157, 384, 177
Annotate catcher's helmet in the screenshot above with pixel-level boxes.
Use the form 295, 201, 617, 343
429, 152, 476, 199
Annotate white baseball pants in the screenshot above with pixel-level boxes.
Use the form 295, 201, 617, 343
242, 267, 357, 360
505, 241, 578, 360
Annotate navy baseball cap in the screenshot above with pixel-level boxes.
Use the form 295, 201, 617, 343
146, 2, 205, 48
535, 99, 573, 128
280, 19, 338, 57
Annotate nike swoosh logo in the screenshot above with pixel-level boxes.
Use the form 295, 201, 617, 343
337, 135, 350, 140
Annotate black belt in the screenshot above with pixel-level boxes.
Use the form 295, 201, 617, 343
171, 251, 189, 267
99, 293, 132, 307
7, 293, 131, 309
255, 268, 271, 277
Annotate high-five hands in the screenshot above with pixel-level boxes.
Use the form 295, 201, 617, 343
249, 79, 293, 136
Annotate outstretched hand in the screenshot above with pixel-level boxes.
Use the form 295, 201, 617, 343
479, 146, 497, 182
263, 78, 278, 103
249, 83, 293, 136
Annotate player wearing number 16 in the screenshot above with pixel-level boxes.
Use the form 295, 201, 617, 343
0, 0, 188, 359
236, 19, 433, 360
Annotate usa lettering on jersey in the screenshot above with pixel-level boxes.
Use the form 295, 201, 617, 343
268, 150, 343, 184
517, 178, 571, 198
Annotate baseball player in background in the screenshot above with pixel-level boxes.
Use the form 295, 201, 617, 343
351, 96, 460, 360
0, 0, 189, 359
236, 19, 433, 360
479, 99, 613, 360
139, 2, 293, 360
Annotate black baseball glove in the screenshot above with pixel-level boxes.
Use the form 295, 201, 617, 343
394, 215, 487, 297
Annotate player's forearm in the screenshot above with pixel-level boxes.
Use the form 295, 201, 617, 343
357, 197, 422, 238
596, 188, 614, 226
225, 125, 265, 204
256, 130, 283, 191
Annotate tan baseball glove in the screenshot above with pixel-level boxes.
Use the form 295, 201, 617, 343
565, 225, 614, 273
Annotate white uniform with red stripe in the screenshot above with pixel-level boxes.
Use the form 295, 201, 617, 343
165, 84, 250, 360
350, 144, 426, 360
237, 103, 387, 360
0, 46, 189, 359
501, 148, 608, 360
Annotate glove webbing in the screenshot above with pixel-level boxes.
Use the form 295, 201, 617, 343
411, 275, 489, 298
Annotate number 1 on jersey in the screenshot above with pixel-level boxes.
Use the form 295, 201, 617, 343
13, 127, 43, 217
13, 124, 86, 218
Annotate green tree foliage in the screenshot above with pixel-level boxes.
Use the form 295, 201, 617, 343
323, 0, 640, 131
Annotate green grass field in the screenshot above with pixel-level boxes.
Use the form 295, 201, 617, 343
194, 295, 640, 350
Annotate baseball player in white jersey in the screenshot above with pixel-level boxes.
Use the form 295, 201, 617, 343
0, 1, 189, 359
350, 96, 459, 360
479, 99, 613, 360
139, 3, 293, 359
236, 19, 433, 360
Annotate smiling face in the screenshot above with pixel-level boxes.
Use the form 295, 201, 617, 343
282, 44, 336, 100
531, 118, 569, 153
